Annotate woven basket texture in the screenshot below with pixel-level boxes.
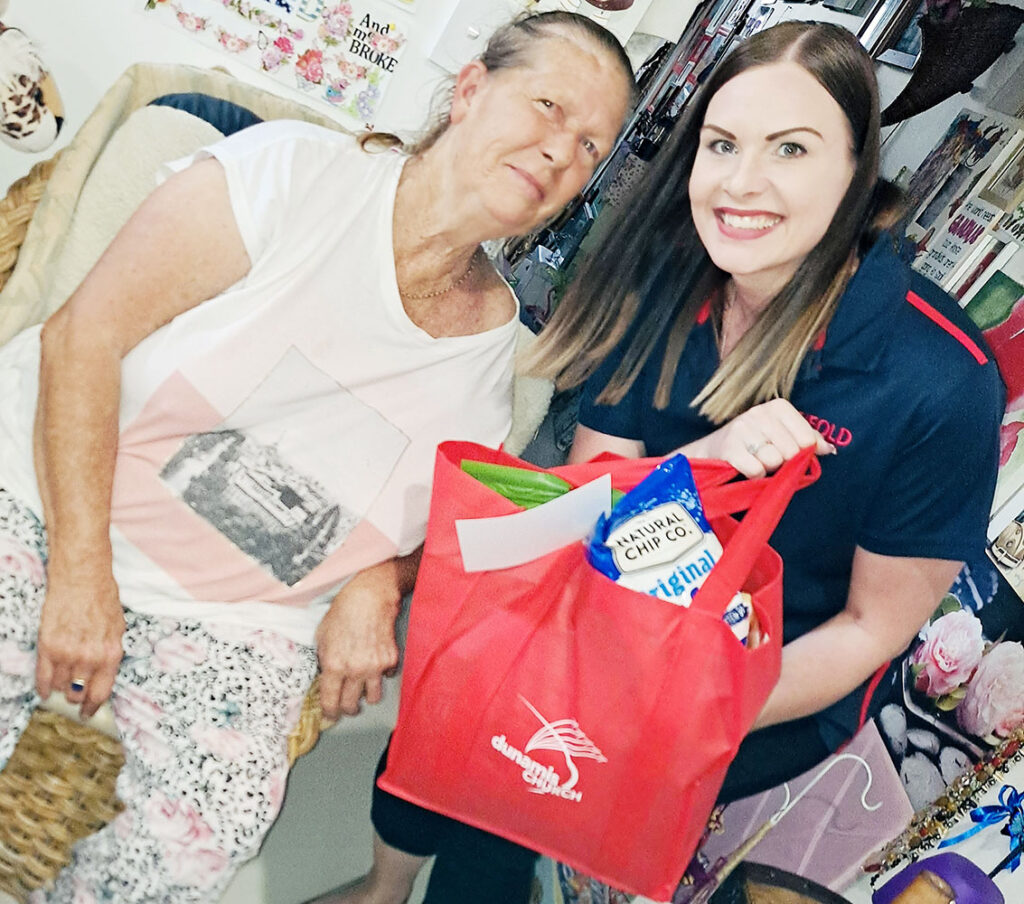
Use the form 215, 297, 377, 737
0, 711, 124, 901
0, 155, 60, 297
0, 680, 327, 902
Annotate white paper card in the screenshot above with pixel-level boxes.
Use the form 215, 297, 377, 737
456, 475, 612, 573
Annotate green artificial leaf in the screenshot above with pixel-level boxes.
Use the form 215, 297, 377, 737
930, 594, 963, 623
935, 693, 963, 712
461, 461, 573, 509
462, 460, 627, 510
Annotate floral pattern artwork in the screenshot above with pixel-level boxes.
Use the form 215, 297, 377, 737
142, 0, 411, 128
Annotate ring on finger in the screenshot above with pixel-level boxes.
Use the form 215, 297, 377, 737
744, 439, 770, 456
69, 678, 87, 694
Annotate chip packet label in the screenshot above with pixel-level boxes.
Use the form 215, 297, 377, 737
586, 454, 755, 645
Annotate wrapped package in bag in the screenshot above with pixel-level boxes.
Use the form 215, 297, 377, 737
379, 440, 819, 900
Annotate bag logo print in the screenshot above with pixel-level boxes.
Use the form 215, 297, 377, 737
491, 696, 607, 802
606, 501, 703, 573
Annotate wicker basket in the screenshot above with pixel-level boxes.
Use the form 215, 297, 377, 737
0, 155, 331, 901
0, 684, 328, 902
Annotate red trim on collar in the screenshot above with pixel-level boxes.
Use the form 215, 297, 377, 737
905, 290, 988, 365
696, 299, 711, 324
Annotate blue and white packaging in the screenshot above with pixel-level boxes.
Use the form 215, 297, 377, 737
586, 454, 753, 644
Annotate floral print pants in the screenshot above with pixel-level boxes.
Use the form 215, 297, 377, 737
0, 488, 320, 903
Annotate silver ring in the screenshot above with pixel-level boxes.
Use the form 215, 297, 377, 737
69, 678, 86, 694
744, 440, 767, 456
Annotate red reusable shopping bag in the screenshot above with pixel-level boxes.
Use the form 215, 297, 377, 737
379, 441, 819, 900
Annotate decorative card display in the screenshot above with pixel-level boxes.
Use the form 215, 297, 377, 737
914, 196, 1003, 286
904, 109, 1019, 246
142, 0, 412, 128
996, 199, 1024, 245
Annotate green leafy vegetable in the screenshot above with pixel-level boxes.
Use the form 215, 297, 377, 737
461, 460, 627, 510
461, 461, 573, 508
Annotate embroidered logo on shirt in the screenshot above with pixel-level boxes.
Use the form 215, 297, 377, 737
802, 412, 853, 448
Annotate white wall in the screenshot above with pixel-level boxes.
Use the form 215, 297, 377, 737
876, 5, 1024, 181
0, 0, 464, 194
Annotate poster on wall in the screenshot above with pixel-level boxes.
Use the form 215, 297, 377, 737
142, 0, 412, 128
914, 196, 1003, 285
904, 109, 1018, 246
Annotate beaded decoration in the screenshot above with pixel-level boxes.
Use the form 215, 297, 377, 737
863, 724, 1024, 884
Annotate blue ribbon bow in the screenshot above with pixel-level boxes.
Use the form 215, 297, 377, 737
939, 784, 1024, 872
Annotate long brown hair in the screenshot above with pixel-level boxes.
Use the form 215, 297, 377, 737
361, 11, 637, 155
526, 22, 888, 424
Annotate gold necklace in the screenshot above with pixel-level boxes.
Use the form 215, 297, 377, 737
402, 249, 480, 301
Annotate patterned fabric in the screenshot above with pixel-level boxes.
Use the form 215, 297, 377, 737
0, 488, 319, 902
0, 486, 47, 766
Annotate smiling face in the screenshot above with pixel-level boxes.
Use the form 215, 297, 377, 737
688, 61, 857, 300
447, 34, 632, 236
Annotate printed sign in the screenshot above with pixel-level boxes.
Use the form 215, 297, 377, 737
917, 197, 1003, 285
142, 0, 411, 127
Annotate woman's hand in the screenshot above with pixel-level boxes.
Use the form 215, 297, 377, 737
315, 550, 421, 721
35, 573, 125, 719
680, 398, 834, 477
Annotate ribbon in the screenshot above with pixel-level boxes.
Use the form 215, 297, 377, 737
939, 784, 1024, 872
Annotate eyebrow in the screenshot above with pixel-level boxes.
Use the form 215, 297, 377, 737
700, 124, 825, 141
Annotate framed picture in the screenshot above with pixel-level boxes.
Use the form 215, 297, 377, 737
877, 0, 926, 69
979, 143, 1024, 212
858, 0, 921, 58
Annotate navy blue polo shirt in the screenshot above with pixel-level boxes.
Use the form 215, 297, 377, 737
579, 237, 1005, 745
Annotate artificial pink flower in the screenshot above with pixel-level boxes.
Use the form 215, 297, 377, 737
910, 608, 985, 696
957, 641, 1024, 738
274, 35, 294, 53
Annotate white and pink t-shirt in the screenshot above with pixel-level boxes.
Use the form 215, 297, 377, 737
0, 121, 518, 644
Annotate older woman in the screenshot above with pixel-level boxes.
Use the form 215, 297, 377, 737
0, 11, 635, 903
